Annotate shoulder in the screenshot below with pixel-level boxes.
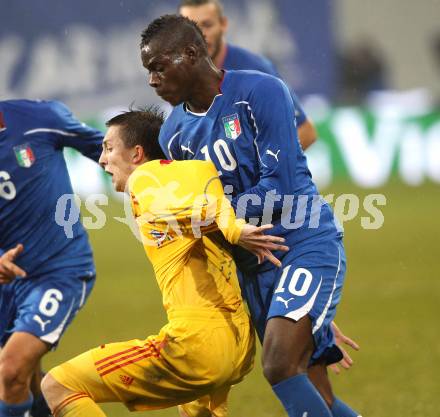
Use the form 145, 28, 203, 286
225, 70, 289, 98
224, 44, 280, 77
129, 160, 217, 193
0, 99, 69, 132
1, 99, 56, 117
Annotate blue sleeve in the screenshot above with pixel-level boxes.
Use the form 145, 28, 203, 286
290, 90, 307, 127
232, 76, 299, 218
256, 58, 281, 78
47, 101, 104, 163
253, 58, 308, 128
254, 56, 308, 128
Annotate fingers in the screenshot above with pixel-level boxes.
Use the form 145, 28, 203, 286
328, 363, 341, 375
263, 235, 287, 244
0, 258, 27, 278
4, 244, 25, 263
342, 336, 360, 351
339, 346, 354, 367
256, 224, 274, 232
328, 355, 353, 374
340, 358, 352, 369
260, 249, 282, 268
8, 244, 24, 260
0, 244, 27, 281
249, 240, 288, 252
252, 224, 286, 243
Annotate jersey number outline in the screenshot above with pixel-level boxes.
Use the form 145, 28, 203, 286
200, 140, 237, 172
274, 266, 313, 296
39, 289, 63, 317
0, 171, 17, 200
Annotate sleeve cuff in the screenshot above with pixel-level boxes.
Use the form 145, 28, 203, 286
229, 218, 246, 245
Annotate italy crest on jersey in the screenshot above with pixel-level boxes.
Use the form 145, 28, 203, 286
14, 143, 35, 168
222, 114, 241, 139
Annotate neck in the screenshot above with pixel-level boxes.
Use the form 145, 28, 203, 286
185, 59, 223, 113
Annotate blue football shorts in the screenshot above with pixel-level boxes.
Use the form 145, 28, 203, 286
0, 269, 95, 348
238, 237, 346, 364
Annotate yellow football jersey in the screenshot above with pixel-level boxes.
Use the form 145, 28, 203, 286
128, 159, 246, 313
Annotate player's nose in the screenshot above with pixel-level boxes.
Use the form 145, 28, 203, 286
149, 72, 160, 88
98, 151, 106, 168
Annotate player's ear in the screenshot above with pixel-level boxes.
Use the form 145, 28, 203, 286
133, 145, 146, 164
220, 15, 228, 33
183, 44, 199, 63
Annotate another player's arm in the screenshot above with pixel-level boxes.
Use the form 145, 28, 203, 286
46, 101, 104, 162
231, 77, 299, 219
297, 119, 317, 150
262, 63, 317, 151
0, 244, 26, 283
203, 164, 288, 267
291, 92, 317, 151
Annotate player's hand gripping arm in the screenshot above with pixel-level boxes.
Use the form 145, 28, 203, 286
231, 77, 299, 219
237, 224, 288, 267
328, 321, 360, 375
0, 244, 26, 283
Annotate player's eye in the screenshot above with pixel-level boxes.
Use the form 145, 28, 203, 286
201, 21, 214, 29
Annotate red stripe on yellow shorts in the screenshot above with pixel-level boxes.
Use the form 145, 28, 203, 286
96, 338, 167, 377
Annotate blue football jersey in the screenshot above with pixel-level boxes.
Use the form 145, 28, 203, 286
223, 43, 307, 127
0, 99, 103, 278
159, 70, 342, 255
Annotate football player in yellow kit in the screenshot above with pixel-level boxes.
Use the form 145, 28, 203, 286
41, 108, 288, 417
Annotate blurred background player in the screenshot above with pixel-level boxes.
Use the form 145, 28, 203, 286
41, 107, 288, 417
337, 38, 388, 104
178, 0, 317, 150
142, 15, 361, 417
0, 99, 103, 417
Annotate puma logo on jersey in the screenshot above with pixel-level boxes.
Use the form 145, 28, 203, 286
266, 149, 280, 161
181, 143, 194, 155
276, 296, 295, 308
33, 315, 51, 332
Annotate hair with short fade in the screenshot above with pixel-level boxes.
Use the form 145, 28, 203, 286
140, 14, 208, 56
178, 0, 224, 17
105, 106, 166, 160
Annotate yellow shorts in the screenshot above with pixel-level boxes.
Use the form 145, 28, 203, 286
50, 307, 255, 413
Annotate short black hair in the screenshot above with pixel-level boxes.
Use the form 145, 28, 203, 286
105, 106, 166, 160
178, 0, 224, 17
140, 14, 208, 56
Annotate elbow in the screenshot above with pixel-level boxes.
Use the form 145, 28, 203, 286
298, 120, 317, 151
